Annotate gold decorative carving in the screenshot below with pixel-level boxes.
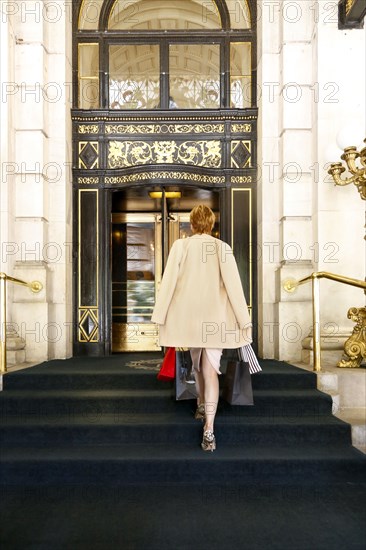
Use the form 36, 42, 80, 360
231, 140, 252, 169
231, 124, 252, 133
106, 123, 224, 135
78, 124, 99, 134
338, 307, 366, 367
108, 140, 222, 169
104, 172, 225, 185
78, 177, 99, 185
72, 114, 257, 124
79, 142, 99, 169
346, 0, 356, 15
78, 308, 99, 343
231, 175, 252, 184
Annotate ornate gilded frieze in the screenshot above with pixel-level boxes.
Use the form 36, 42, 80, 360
106, 123, 224, 135
72, 113, 257, 124
231, 124, 252, 133
231, 140, 252, 169
231, 175, 252, 184
104, 172, 225, 185
78, 176, 100, 185
78, 124, 99, 134
108, 140, 222, 169
79, 142, 99, 169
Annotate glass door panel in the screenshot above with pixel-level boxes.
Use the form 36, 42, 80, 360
112, 213, 162, 351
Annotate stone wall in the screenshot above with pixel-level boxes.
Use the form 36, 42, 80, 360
257, 1, 365, 362
0, 1, 73, 362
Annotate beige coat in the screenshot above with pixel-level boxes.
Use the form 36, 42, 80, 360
151, 234, 252, 348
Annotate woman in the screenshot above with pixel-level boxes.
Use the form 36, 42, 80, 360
151, 205, 251, 451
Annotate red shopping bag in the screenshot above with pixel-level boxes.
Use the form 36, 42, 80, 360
157, 347, 176, 381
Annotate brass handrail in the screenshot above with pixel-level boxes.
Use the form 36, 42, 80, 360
0, 272, 43, 374
283, 272, 366, 372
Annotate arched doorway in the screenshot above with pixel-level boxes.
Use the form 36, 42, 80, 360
72, 0, 258, 356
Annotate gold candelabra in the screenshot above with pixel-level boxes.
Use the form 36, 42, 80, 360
328, 138, 366, 200
327, 137, 366, 368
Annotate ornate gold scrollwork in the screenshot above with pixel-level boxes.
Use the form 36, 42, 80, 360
108, 140, 222, 169
78, 177, 99, 185
104, 172, 225, 185
231, 175, 252, 184
231, 124, 252, 133
105, 123, 224, 135
78, 125, 99, 134
338, 306, 366, 367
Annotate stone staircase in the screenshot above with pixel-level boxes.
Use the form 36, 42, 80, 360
295, 362, 366, 453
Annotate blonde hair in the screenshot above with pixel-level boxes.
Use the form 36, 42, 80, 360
190, 205, 215, 234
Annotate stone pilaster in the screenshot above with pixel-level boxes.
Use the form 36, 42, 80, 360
1, 2, 73, 363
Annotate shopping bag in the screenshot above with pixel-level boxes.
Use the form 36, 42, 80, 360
239, 344, 262, 374
157, 347, 176, 381
175, 349, 198, 400
222, 359, 254, 405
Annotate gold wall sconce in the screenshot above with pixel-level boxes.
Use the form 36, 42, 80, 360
328, 138, 366, 200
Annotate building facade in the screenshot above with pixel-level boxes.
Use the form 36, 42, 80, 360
0, 1, 365, 365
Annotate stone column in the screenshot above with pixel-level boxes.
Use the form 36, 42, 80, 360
258, 1, 315, 361
274, 1, 315, 363
3, 1, 72, 363
257, 0, 281, 359
306, 8, 366, 366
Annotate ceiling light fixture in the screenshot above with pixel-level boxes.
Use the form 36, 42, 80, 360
149, 191, 181, 199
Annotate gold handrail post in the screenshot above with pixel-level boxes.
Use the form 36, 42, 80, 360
312, 275, 321, 372
0, 273, 7, 374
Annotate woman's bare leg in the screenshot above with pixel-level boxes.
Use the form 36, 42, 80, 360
194, 368, 205, 406
190, 349, 204, 406
201, 350, 219, 432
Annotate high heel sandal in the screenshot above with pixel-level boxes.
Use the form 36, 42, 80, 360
201, 430, 216, 452
194, 403, 205, 421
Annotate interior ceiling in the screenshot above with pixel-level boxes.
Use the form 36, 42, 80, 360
109, 0, 221, 30
112, 186, 220, 213
110, 44, 220, 77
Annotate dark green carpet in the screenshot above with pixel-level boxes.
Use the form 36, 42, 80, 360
0, 354, 365, 549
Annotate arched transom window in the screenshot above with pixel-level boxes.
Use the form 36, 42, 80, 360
75, 0, 255, 110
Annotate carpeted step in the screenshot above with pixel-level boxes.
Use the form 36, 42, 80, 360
3, 366, 316, 391
1, 482, 365, 550
0, 414, 352, 446
1, 443, 365, 486
0, 388, 333, 417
